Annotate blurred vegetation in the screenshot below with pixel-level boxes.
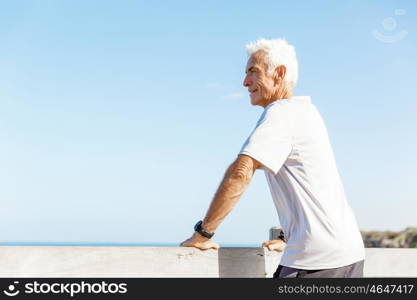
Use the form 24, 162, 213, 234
361, 227, 417, 248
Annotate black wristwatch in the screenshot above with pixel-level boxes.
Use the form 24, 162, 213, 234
194, 220, 215, 239
278, 230, 286, 242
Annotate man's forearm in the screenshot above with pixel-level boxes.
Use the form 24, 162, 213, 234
201, 155, 257, 233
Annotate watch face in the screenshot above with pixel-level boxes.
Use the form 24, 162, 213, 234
194, 220, 202, 231
194, 220, 214, 238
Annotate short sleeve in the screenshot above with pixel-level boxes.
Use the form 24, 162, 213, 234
239, 105, 292, 175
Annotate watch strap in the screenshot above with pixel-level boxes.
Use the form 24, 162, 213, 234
194, 220, 215, 239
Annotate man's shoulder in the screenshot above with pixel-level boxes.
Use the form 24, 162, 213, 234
261, 99, 293, 119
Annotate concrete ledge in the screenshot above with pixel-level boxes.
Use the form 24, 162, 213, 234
0, 247, 416, 277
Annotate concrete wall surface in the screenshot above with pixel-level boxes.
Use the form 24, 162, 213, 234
0, 247, 416, 278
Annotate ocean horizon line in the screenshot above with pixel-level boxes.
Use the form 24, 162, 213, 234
0, 242, 261, 247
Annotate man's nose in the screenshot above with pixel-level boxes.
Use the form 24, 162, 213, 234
243, 75, 251, 87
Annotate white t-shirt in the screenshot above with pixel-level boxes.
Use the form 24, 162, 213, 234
239, 96, 365, 269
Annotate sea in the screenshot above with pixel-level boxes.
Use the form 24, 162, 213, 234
0, 242, 260, 247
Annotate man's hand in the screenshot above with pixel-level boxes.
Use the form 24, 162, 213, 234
262, 239, 286, 252
179, 232, 220, 250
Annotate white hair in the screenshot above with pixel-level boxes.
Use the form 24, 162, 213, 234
246, 38, 298, 86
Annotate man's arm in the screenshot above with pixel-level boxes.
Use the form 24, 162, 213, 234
180, 154, 260, 250
201, 154, 260, 233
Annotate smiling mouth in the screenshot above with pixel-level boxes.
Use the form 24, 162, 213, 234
249, 89, 258, 94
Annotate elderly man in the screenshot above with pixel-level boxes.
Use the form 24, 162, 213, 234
180, 38, 365, 278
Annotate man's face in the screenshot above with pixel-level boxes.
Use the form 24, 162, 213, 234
243, 51, 277, 107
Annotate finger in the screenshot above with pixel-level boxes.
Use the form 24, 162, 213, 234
197, 242, 214, 250
197, 241, 219, 250
269, 240, 282, 245
270, 244, 285, 251
262, 241, 270, 247
211, 242, 220, 249
269, 243, 279, 249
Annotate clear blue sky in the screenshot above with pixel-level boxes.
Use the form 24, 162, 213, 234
1, 0, 416, 246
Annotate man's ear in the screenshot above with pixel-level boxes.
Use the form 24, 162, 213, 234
273, 65, 287, 85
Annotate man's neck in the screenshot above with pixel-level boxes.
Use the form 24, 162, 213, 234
262, 89, 293, 107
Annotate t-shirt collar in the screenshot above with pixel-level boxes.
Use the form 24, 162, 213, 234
265, 96, 311, 109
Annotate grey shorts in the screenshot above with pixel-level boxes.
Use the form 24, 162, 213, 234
273, 260, 364, 278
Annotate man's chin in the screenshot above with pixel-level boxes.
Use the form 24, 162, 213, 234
250, 97, 262, 106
